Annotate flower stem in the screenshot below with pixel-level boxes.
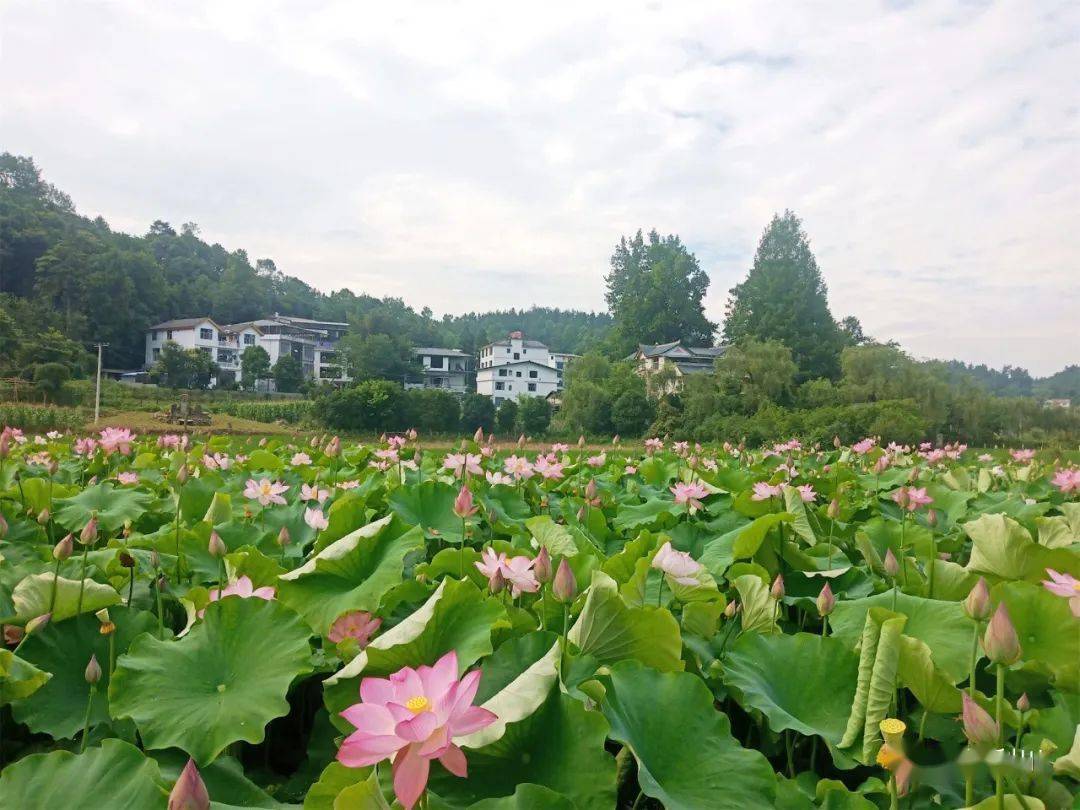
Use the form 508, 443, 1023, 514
927, 529, 937, 599
76, 544, 90, 614
994, 662, 1006, 810
968, 622, 981, 697
888, 773, 899, 810
154, 575, 164, 640
47, 556, 62, 615
79, 684, 96, 753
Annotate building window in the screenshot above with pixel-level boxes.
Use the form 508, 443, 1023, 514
513, 352, 520, 360
152, 348, 160, 359
244, 334, 255, 345
505, 348, 510, 354
528, 383, 536, 392
432, 377, 443, 387
508, 383, 513, 390
528, 370, 538, 378
152, 331, 159, 341
498, 368, 507, 377
515, 371, 521, 378
217, 349, 230, 362
429, 355, 444, 369
495, 382, 504, 391
167, 330, 173, 340
556, 361, 564, 370
200, 328, 213, 340
523, 349, 527, 354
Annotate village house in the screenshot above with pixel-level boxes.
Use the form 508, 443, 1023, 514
476, 332, 577, 406
409, 348, 473, 394
629, 340, 727, 392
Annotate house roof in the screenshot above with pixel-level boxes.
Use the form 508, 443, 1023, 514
274, 314, 349, 328
478, 360, 558, 373
483, 335, 549, 350
148, 317, 218, 331
632, 341, 727, 360
222, 321, 265, 335
412, 347, 472, 358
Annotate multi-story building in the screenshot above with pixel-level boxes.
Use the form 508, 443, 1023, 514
144, 313, 349, 387
409, 348, 472, 394
476, 332, 572, 407
629, 340, 727, 392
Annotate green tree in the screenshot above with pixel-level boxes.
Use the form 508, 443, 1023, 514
714, 339, 798, 410
339, 332, 413, 382
272, 354, 305, 394
460, 393, 495, 434
32, 362, 71, 403
517, 397, 551, 436
610, 389, 655, 437
240, 345, 271, 390
496, 399, 518, 435
604, 230, 716, 356
723, 211, 845, 380
404, 389, 461, 433
314, 380, 403, 432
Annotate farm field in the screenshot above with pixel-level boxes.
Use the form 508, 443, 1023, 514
0, 426, 1077, 809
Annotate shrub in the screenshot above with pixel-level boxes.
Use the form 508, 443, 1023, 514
517, 397, 551, 436
460, 394, 495, 435
403, 389, 461, 434
610, 389, 654, 437
496, 400, 518, 435
312, 380, 404, 432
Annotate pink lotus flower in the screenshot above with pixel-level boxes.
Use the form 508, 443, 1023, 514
586, 452, 607, 467
291, 452, 313, 466
1042, 569, 1080, 617
1011, 449, 1036, 462
375, 448, 400, 463
644, 438, 663, 454
851, 438, 876, 455
624, 465, 637, 475
304, 507, 329, 531
328, 610, 382, 645
1051, 468, 1080, 494
116, 471, 139, 485
751, 481, 783, 501
453, 485, 478, 519
796, 484, 816, 503
670, 481, 709, 512
338, 479, 360, 490
550, 443, 570, 453
243, 478, 289, 506
502, 455, 534, 480
651, 541, 701, 585
673, 441, 689, 457
158, 434, 183, 449
501, 556, 540, 598
200, 576, 276, 617
475, 548, 507, 582
301, 483, 331, 503
532, 455, 564, 480
387, 435, 407, 450
337, 651, 497, 810
906, 487, 933, 510
485, 471, 514, 486
99, 426, 136, 456
73, 437, 97, 456
442, 453, 482, 478
978, 453, 993, 462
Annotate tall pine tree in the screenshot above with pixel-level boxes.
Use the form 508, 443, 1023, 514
723, 211, 843, 380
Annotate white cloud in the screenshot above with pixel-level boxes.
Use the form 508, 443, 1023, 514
1, 0, 1076, 374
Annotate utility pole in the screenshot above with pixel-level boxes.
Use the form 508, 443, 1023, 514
93, 343, 108, 424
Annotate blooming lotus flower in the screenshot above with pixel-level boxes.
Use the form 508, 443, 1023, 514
502, 455, 534, 480
1051, 468, 1080, 494
532, 455, 564, 480
852, 438, 876, 455
1041, 569, 1080, 617
905, 487, 933, 510
978, 453, 993, 462
586, 452, 607, 467
337, 651, 497, 810
475, 547, 507, 584
116, 471, 138, 485
751, 481, 783, 501
301, 483, 331, 503
374, 448, 399, 463
502, 556, 540, 598
338, 480, 360, 490
328, 610, 382, 645
388, 435, 408, 450
670, 481, 709, 512
202, 576, 275, 617
796, 484, 816, 503
98, 427, 136, 456
550, 442, 570, 453
485, 471, 514, 486
1010, 448, 1036, 462
243, 478, 289, 506
624, 465, 637, 475
291, 452, 312, 466
651, 541, 701, 585
442, 453, 482, 478
305, 507, 329, 531
73, 437, 97, 456
644, 438, 663, 454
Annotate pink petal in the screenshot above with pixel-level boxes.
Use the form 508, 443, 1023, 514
420, 651, 458, 703
395, 711, 439, 743
390, 668, 425, 704
450, 669, 482, 712
337, 733, 404, 767
449, 706, 497, 737
416, 724, 450, 758
439, 744, 468, 778
386, 702, 414, 723
340, 703, 397, 735
392, 746, 430, 810
360, 677, 395, 706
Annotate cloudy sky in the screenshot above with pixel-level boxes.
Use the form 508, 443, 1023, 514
3, 1, 1077, 374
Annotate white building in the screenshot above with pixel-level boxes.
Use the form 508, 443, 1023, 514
629, 340, 727, 393
144, 313, 349, 387
409, 348, 472, 394
476, 332, 571, 407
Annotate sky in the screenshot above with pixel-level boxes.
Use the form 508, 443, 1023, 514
2, 1, 1078, 375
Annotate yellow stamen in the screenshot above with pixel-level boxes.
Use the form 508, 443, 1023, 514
405, 696, 430, 714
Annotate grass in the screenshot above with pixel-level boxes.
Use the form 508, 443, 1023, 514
88, 410, 300, 437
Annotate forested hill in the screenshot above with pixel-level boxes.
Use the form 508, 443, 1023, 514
0, 153, 610, 370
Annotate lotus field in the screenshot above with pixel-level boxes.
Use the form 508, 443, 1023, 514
0, 425, 1078, 810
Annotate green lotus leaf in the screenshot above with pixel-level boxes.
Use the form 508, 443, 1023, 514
428, 688, 616, 809
723, 632, 859, 746
1031, 690, 1080, 755
733, 511, 794, 559
155, 751, 293, 809
603, 531, 656, 583
0, 648, 51, 703
0, 739, 167, 809
12, 573, 121, 624
53, 481, 153, 533
304, 763, 373, 810
611, 497, 677, 531
524, 515, 577, 557
964, 513, 1080, 583
829, 590, 971, 682
839, 609, 907, 763
389, 481, 464, 543
1035, 515, 1078, 549
12, 610, 157, 738
278, 515, 424, 633
962, 797, 1046, 809
601, 660, 776, 809
312, 491, 371, 549
332, 770, 391, 809
14, 477, 78, 517
567, 571, 683, 672
783, 486, 816, 545
992, 580, 1080, 691
733, 573, 780, 635
246, 448, 284, 471
110, 596, 313, 764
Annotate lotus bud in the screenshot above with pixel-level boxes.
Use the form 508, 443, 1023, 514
150, 549, 161, 569
79, 516, 99, 545
54, 533, 74, 561
879, 718, 906, 750
770, 574, 785, 601
168, 758, 211, 810
534, 547, 552, 584
37, 508, 50, 526
827, 499, 840, 519
122, 521, 133, 539
926, 509, 937, 528
48, 460, 59, 476
208, 531, 227, 559
833, 435, 841, 449
577, 435, 586, 448
277, 526, 291, 548
724, 601, 739, 618
612, 435, 620, 446
157, 573, 169, 592
816, 582, 836, 617
25, 612, 52, 635
963, 577, 991, 621
0, 432, 9, 458
0, 513, 7, 539
961, 692, 999, 748
488, 567, 507, 595
473, 427, 484, 443
585, 479, 597, 501
983, 603, 1021, 665
87, 476, 98, 486
1017, 693, 1030, 713
576, 506, 586, 522
309, 436, 318, 448
258, 437, 267, 447
176, 465, 189, 485
325, 436, 340, 458
85, 654, 102, 684
407, 428, 418, 441
453, 485, 476, 519
884, 548, 901, 578
553, 559, 577, 603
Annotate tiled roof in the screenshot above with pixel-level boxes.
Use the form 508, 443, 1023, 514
148, 317, 215, 330
413, 347, 472, 357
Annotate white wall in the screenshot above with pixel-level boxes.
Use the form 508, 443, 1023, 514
477, 361, 558, 405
